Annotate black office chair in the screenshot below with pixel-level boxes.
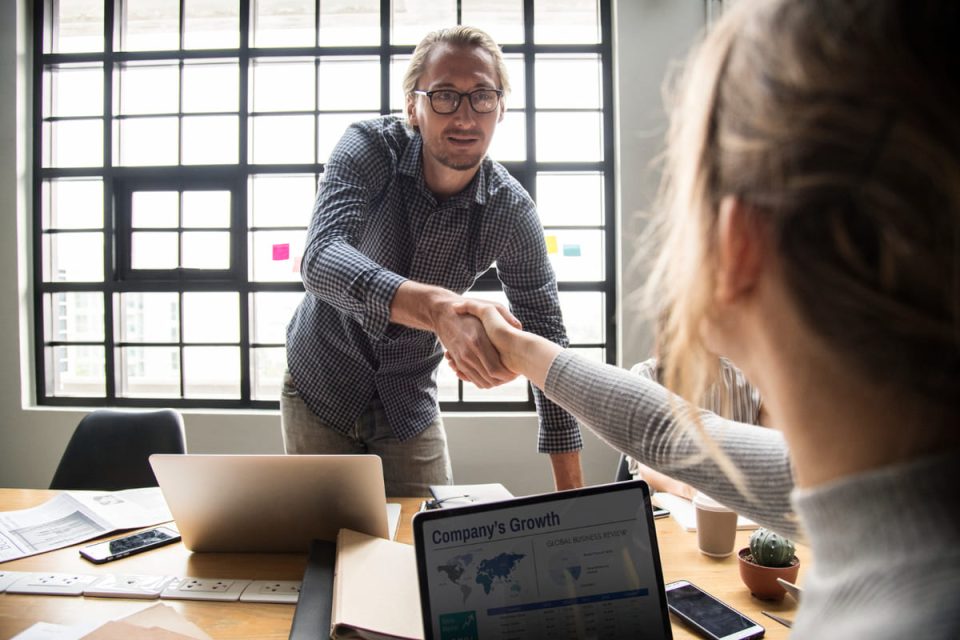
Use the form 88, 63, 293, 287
49, 409, 186, 491
614, 452, 633, 482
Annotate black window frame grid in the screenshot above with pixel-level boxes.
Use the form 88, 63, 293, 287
33, 0, 617, 412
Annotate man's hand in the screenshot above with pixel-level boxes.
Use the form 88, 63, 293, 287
434, 302, 520, 388
390, 282, 521, 388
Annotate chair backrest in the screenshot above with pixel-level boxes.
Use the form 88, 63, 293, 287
49, 409, 186, 491
614, 452, 633, 483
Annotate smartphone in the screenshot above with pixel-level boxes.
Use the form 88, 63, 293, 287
653, 505, 670, 519
665, 580, 765, 640
79, 526, 181, 564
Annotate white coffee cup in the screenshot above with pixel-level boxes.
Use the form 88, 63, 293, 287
693, 492, 738, 557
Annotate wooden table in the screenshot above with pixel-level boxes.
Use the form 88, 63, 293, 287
0, 490, 805, 639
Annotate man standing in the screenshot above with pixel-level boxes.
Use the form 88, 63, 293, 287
283, 26, 582, 496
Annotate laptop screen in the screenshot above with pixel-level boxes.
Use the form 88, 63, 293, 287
412, 480, 672, 640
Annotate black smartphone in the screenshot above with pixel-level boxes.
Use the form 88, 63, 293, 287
665, 580, 765, 640
79, 526, 181, 564
653, 505, 670, 518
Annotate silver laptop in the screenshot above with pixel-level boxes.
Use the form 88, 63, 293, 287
149, 454, 389, 553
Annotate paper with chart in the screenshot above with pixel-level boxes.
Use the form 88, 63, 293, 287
0, 488, 173, 562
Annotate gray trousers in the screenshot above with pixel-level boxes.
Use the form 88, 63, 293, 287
280, 372, 453, 497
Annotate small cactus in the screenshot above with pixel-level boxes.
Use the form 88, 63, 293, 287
748, 528, 796, 568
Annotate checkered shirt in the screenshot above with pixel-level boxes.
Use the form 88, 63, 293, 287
286, 116, 582, 453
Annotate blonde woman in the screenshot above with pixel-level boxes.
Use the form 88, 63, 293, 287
453, 0, 960, 637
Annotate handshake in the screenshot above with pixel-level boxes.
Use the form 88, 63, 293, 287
438, 297, 526, 389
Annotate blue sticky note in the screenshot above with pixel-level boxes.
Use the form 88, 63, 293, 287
562, 244, 581, 257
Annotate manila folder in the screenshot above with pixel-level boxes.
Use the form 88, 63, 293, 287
331, 528, 425, 640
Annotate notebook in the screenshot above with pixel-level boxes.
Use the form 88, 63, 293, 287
149, 454, 391, 552
412, 480, 673, 640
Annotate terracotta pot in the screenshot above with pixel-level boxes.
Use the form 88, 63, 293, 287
737, 547, 800, 601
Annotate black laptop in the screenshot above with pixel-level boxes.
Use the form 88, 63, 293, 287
411, 479, 673, 640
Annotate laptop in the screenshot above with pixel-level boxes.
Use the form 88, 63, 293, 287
149, 454, 391, 553
412, 480, 673, 640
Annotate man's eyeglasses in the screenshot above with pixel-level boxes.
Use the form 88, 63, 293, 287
413, 88, 503, 114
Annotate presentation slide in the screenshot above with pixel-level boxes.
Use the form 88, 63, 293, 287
420, 488, 667, 640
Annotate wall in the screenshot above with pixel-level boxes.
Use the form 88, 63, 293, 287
0, 0, 703, 494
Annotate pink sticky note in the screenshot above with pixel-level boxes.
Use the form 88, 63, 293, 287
272, 243, 290, 261
292, 256, 302, 273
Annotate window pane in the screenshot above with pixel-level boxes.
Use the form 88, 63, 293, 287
47, 346, 105, 397
317, 58, 379, 111
133, 191, 179, 228
570, 346, 604, 363
118, 292, 179, 343
184, 292, 238, 342
318, 113, 369, 163
250, 230, 306, 282
44, 119, 103, 168
536, 111, 602, 162
488, 111, 525, 162
118, 346, 180, 398
183, 191, 231, 227
132, 232, 179, 269
251, 59, 315, 112
121, 0, 180, 51
503, 55, 524, 109
536, 172, 603, 226
253, 0, 314, 47
462, 0, 524, 44
536, 55, 601, 109
117, 117, 179, 166
389, 55, 411, 113
544, 229, 604, 281
250, 115, 314, 164
184, 0, 239, 49
534, 0, 600, 44
251, 292, 303, 343
51, 0, 104, 53
183, 60, 238, 112
44, 232, 103, 282
252, 347, 286, 400
118, 62, 179, 115
250, 174, 316, 228
392, 0, 456, 46
559, 292, 604, 343
44, 178, 103, 230
184, 346, 240, 398
46, 63, 103, 117
437, 362, 458, 402
44, 292, 105, 342
319, 0, 378, 46
182, 231, 231, 269
462, 375, 529, 402
182, 115, 239, 164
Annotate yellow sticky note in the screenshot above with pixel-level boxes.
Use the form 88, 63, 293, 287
545, 235, 558, 254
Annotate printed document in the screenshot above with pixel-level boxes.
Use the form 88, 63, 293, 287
0, 488, 173, 562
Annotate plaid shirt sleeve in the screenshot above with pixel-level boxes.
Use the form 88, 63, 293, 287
300, 123, 407, 340
494, 190, 583, 454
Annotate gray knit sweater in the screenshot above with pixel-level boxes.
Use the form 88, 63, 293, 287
544, 351, 960, 639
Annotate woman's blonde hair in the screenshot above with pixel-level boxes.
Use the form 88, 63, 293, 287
402, 26, 510, 129
648, 0, 960, 417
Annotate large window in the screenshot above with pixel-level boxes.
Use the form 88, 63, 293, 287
33, 0, 615, 410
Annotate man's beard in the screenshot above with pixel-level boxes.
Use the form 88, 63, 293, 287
431, 129, 486, 171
